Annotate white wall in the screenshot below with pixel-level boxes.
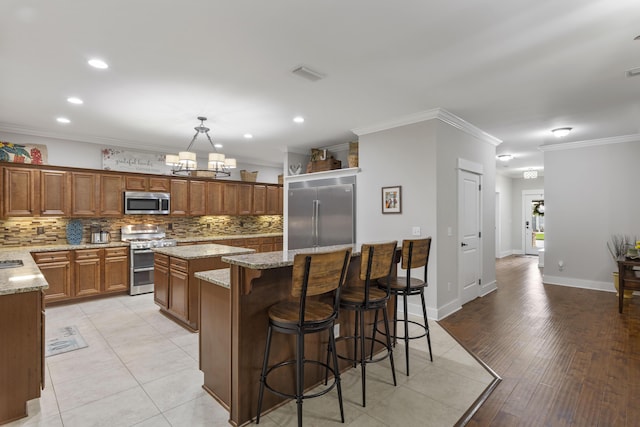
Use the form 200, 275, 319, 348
495, 174, 513, 257
510, 176, 544, 253
0, 130, 282, 183
543, 139, 640, 293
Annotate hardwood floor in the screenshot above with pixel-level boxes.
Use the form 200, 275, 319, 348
439, 255, 640, 427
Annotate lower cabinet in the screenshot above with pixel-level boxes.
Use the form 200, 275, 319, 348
34, 247, 129, 303
168, 258, 189, 323
154, 253, 169, 308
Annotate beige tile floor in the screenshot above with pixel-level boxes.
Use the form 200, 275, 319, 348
7, 294, 494, 427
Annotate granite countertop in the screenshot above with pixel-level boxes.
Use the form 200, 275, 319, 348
175, 233, 282, 244
0, 249, 48, 295
153, 243, 256, 259
195, 268, 230, 288
221, 244, 360, 270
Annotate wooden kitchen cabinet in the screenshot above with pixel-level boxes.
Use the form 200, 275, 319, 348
266, 185, 279, 215
104, 247, 128, 292
170, 179, 189, 216
2, 167, 37, 217
74, 249, 102, 297
168, 258, 190, 323
277, 186, 283, 215
189, 180, 206, 216
206, 181, 225, 215
99, 174, 123, 216
33, 251, 72, 303
71, 172, 99, 216
154, 253, 169, 308
237, 183, 253, 215
125, 175, 170, 192
252, 184, 267, 214
40, 169, 70, 216
223, 183, 238, 215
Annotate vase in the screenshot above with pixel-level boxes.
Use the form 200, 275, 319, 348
613, 272, 634, 299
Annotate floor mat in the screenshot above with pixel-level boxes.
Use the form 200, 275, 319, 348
45, 325, 88, 357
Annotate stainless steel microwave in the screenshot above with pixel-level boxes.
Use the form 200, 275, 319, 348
124, 191, 170, 215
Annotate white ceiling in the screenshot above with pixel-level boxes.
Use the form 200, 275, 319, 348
1, 1, 639, 177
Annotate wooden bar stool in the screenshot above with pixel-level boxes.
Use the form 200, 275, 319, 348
378, 237, 433, 375
336, 241, 397, 407
256, 248, 352, 427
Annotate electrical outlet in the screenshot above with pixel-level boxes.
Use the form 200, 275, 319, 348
333, 324, 340, 338
206, 223, 211, 229
36, 226, 45, 235
167, 223, 173, 230
412, 226, 421, 236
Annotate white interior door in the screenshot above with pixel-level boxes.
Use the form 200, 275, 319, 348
523, 190, 544, 255
458, 169, 481, 305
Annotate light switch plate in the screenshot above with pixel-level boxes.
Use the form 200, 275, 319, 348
412, 226, 421, 236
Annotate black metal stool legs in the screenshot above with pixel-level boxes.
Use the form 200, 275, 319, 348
420, 290, 433, 362
256, 325, 273, 424
296, 333, 304, 427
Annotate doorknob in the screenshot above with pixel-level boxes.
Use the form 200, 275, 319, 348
461, 242, 468, 247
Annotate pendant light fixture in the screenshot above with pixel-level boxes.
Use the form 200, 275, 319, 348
165, 116, 236, 177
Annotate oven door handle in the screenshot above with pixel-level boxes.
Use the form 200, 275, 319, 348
133, 267, 155, 272
132, 249, 155, 254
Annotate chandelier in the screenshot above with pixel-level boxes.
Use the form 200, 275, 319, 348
165, 116, 236, 177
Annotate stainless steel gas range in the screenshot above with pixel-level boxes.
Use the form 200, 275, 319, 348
121, 224, 177, 295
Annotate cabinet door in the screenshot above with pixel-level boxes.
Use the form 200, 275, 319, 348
125, 176, 147, 191
169, 268, 189, 321
3, 167, 37, 217
149, 177, 170, 192
40, 170, 69, 216
154, 254, 169, 308
71, 172, 99, 216
277, 186, 283, 215
237, 184, 253, 215
170, 179, 189, 216
206, 181, 224, 215
274, 236, 283, 251
223, 183, 238, 215
74, 250, 102, 297
253, 185, 267, 215
100, 174, 123, 216
266, 185, 279, 215
37, 260, 72, 302
104, 248, 128, 292
189, 180, 206, 216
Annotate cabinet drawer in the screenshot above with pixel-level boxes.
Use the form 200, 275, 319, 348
155, 253, 169, 266
33, 251, 71, 263
75, 249, 101, 259
105, 247, 128, 258
170, 257, 189, 272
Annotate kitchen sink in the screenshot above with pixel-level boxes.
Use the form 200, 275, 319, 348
0, 260, 24, 269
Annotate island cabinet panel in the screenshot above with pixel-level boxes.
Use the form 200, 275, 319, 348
99, 174, 123, 216
252, 184, 267, 215
3, 167, 37, 217
154, 253, 169, 308
74, 249, 102, 297
71, 172, 99, 217
170, 179, 189, 216
266, 185, 279, 215
33, 251, 72, 303
189, 180, 206, 216
237, 183, 253, 215
103, 247, 128, 292
0, 290, 44, 425
206, 181, 224, 215
40, 170, 69, 216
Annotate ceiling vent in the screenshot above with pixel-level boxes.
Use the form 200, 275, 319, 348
626, 67, 640, 78
291, 65, 325, 82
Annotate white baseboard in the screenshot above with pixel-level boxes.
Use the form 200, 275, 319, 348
542, 274, 615, 293
480, 279, 498, 296
498, 250, 514, 258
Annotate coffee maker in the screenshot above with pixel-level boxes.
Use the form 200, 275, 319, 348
90, 224, 110, 244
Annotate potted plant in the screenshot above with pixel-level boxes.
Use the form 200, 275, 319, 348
607, 234, 634, 298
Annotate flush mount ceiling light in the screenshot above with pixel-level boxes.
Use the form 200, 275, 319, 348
165, 116, 236, 178
497, 154, 513, 161
67, 97, 83, 105
523, 169, 538, 179
291, 65, 326, 82
243, 133, 253, 139
551, 127, 572, 138
56, 117, 70, 124
293, 116, 305, 123
87, 58, 108, 69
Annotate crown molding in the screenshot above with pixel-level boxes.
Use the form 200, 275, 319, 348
538, 133, 640, 151
351, 108, 502, 146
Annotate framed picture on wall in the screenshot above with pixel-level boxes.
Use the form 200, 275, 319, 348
382, 186, 402, 214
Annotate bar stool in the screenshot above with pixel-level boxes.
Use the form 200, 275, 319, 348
336, 241, 397, 407
378, 237, 433, 376
256, 248, 352, 427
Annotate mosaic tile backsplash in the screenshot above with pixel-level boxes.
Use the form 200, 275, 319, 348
0, 215, 283, 247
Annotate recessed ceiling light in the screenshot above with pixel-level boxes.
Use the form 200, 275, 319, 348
293, 116, 304, 123
88, 58, 108, 69
214, 143, 223, 149
56, 117, 71, 124
551, 127, 572, 138
67, 97, 83, 105
497, 154, 513, 161
243, 133, 253, 139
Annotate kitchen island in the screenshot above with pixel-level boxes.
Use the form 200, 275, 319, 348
198, 245, 397, 426
0, 249, 48, 425
152, 244, 255, 331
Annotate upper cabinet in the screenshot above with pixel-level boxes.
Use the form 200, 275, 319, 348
99, 175, 123, 217
3, 167, 37, 217
253, 184, 266, 215
40, 170, 70, 216
266, 185, 279, 215
170, 179, 189, 216
125, 176, 170, 192
189, 180, 206, 216
237, 183, 253, 215
71, 172, 99, 217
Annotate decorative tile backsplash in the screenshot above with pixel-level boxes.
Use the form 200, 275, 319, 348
0, 215, 283, 247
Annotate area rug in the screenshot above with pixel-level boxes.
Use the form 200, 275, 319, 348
45, 325, 88, 357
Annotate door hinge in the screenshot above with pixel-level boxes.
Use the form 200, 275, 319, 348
479, 278, 482, 286
478, 231, 481, 238
478, 184, 481, 191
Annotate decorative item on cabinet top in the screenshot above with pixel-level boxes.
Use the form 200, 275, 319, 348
0, 141, 47, 164
240, 170, 258, 182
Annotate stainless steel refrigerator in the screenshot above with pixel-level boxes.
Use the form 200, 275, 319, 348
288, 176, 355, 250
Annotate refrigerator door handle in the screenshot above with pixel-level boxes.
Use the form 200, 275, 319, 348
313, 199, 320, 246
